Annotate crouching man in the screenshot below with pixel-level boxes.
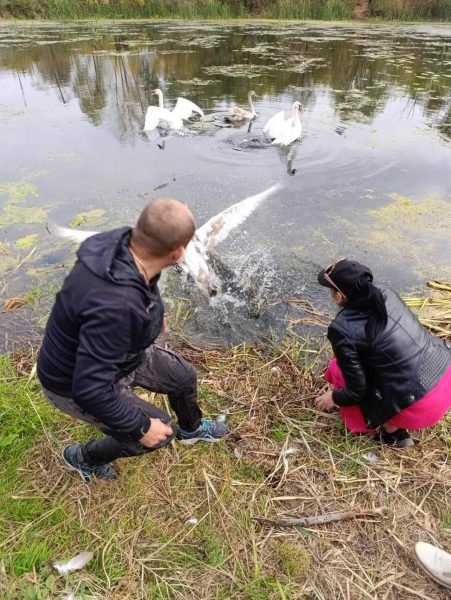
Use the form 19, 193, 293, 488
37, 199, 228, 482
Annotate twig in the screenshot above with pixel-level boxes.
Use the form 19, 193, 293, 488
252, 507, 386, 528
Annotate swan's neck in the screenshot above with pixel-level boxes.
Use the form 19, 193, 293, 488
248, 93, 255, 115
292, 104, 301, 126
155, 89, 164, 108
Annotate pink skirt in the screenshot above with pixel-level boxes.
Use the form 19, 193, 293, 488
325, 357, 451, 433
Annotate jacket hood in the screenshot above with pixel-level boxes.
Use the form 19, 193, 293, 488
77, 227, 150, 292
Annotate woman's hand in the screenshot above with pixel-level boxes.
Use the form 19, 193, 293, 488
314, 390, 336, 411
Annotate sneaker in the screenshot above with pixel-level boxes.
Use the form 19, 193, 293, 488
415, 542, 451, 589
378, 428, 414, 449
176, 418, 229, 445
62, 444, 117, 482
93, 462, 118, 481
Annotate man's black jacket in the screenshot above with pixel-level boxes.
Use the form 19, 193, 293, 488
329, 287, 450, 428
37, 227, 164, 440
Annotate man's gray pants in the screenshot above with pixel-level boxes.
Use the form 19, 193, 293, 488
41, 345, 202, 465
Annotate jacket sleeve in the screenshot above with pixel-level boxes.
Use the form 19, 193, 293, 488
328, 325, 368, 406
71, 296, 151, 440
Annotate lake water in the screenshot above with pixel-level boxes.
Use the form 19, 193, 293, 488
0, 20, 450, 348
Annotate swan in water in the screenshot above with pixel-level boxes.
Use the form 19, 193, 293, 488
144, 88, 204, 132
263, 102, 304, 146
225, 91, 257, 123
47, 184, 281, 298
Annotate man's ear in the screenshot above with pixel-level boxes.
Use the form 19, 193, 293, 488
169, 246, 185, 263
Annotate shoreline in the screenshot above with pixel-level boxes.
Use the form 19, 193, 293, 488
1, 16, 451, 24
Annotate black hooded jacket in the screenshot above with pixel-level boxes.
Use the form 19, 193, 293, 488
329, 287, 451, 428
37, 227, 164, 440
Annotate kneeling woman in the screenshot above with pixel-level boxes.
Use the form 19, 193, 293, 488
314, 259, 451, 448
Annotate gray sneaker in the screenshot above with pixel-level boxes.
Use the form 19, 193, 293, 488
176, 418, 229, 445
62, 444, 117, 481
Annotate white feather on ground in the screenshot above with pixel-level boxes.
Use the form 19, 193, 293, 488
53, 551, 94, 575
48, 184, 281, 297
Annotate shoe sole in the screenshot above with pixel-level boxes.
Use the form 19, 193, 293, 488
178, 437, 224, 445
415, 556, 451, 590
62, 447, 92, 482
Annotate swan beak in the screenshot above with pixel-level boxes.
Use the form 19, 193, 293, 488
299, 105, 305, 112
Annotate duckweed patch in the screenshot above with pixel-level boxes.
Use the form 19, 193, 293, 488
0, 181, 49, 227
68, 208, 106, 228
369, 193, 451, 230
14, 234, 39, 250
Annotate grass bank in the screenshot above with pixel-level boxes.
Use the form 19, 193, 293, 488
1, 0, 451, 21
1, 317, 450, 598
0, 0, 354, 20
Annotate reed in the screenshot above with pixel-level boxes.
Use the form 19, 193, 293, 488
2, 0, 451, 20
371, 0, 451, 21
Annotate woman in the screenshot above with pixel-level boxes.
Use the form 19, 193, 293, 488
314, 258, 451, 448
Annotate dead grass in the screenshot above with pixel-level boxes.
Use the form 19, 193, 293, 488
1, 334, 450, 599
403, 280, 451, 341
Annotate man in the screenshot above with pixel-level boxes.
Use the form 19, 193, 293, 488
37, 199, 228, 482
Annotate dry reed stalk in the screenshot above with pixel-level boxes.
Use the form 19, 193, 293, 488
252, 507, 386, 527
404, 280, 451, 341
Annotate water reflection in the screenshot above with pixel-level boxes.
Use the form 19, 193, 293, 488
1, 21, 450, 142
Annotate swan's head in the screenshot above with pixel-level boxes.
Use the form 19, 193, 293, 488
249, 90, 257, 98
294, 102, 305, 112
152, 88, 163, 97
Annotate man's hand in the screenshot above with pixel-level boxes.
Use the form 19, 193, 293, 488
314, 390, 336, 411
140, 418, 173, 447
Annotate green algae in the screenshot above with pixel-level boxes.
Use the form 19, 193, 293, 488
0, 181, 49, 227
68, 208, 106, 228
14, 234, 39, 250
0, 254, 17, 277
369, 193, 451, 230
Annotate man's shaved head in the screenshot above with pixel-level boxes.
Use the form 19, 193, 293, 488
132, 199, 195, 257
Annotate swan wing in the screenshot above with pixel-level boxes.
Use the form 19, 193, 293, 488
47, 222, 98, 243
196, 184, 282, 251
144, 106, 163, 131
226, 106, 254, 121
173, 97, 204, 120
263, 110, 286, 139
272, 119, 302, 146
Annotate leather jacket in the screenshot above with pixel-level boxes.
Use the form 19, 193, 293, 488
329, 287, 451, 428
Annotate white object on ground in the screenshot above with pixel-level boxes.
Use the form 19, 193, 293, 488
48, 184, 282, 298
282, 447, 298, 457
263, 102, 304, 146
216, 414, 227, 423
144, 88, 204, 132
233, 447, 242, 459
415, 541, 451, 589
53, 551, 94, 575
185, 518, 199, 526
362, 452, 380, 464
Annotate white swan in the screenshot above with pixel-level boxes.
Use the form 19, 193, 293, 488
144, 88, 204, 132
225, 91, 257, 123
263, 102, 304, 146
47, 184, 281, 298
